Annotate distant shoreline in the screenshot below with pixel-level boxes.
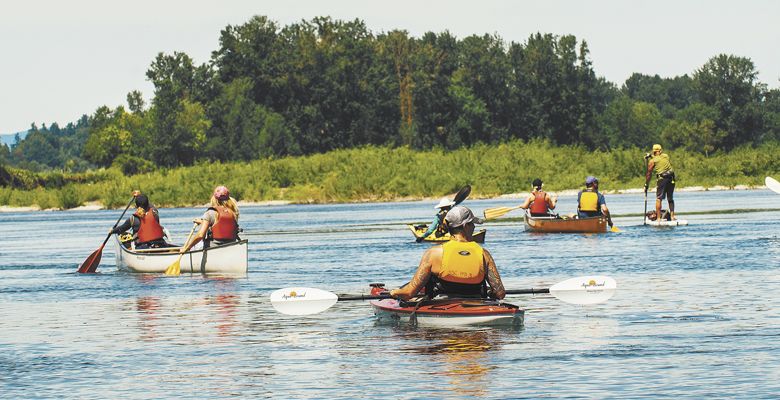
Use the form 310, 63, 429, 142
0, 185, 766, 213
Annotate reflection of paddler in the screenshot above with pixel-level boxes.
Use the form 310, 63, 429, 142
410, 330, 496, 397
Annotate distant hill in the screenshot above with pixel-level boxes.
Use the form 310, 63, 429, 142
0, 131, 27, 147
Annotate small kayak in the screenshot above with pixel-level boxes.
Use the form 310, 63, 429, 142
408, 224, 486, 243
370, 298, 523, 327
644, 218, 689, 226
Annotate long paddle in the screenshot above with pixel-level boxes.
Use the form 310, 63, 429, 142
77, 196, 136, 273
766, 176, 780, 194
643, 158, 650, 226
269, 275, 617, 316
164, 224, 198, 276
453, 184, 471, 206
483, 205, 522, 220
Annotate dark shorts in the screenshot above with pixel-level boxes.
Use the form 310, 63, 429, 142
656, 175, 675, 200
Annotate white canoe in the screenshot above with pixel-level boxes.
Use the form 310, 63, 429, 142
113, 235, 248, 274
644, 218, 689, 226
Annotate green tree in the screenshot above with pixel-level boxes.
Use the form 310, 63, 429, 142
693, 54, 765, 149
661, 103, 726, 156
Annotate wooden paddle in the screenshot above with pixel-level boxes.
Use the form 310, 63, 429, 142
269, 275, 617, 315
164, 224, 198, 276
483, 205, 522, 220
77, 196, 136, 274
766, 176, 780, 194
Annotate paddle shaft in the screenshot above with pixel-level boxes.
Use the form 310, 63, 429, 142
77, 196, 136, 273
643, 157, 650, 226
337, 287, 551, 301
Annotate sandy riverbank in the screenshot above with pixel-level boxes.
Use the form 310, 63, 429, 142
0, 185, 768, 212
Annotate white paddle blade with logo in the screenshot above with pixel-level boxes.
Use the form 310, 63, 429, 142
549, 275, 617, 305
270, 287, 338, 315
766, 176, 780, 195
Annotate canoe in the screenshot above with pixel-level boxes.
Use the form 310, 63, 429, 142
370, 298, 524, 327
408, 224, 486, 243
524, 213, 607, 233
113, 235, 248, 274
644, 218, 689, 226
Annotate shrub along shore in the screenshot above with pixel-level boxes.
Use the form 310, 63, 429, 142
1, 140, 778, 210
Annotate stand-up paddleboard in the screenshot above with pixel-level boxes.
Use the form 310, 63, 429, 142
767, 177, 780, 195
644, 218, 688, 226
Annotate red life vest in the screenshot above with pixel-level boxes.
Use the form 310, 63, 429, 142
529, 191, 548, 215
135, 210, 164, 243
211, 206, 238, 241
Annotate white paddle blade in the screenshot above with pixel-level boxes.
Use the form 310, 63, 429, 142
549, 276, 617, 305
270, 287, 338, 315
766, 177, 780, 195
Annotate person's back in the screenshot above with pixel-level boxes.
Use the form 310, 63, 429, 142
390, 206, 505, 300
577, 188, 603, 218
521, 178, 557, 217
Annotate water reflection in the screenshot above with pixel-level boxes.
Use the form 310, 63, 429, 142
391, 327, 518, 397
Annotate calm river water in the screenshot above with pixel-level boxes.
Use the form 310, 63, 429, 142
1, 189, 779, 398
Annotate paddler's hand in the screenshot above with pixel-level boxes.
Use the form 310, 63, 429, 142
415, 237, 424, 243
389, 289, 407, 299
132, 190, 141, 197
643, 183, 648, 193
192, 218, 203, 224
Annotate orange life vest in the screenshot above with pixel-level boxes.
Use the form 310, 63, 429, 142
529, 191, 549, 215
434, 241, 485, 285
210, 206, 238, 241
135, 210, 164, 243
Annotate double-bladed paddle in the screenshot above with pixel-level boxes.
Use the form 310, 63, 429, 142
766, 176, 780, 195
453, 184, 471, 206
269, 275, 617, 316
77, 196, 136, 273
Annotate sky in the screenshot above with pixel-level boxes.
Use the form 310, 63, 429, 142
2, 0, 779, 134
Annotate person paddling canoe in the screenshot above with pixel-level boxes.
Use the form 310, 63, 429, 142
645, 143, 677, 220
110, 191, 171, 249
416, 197, 455, 242
180, 186, 241, 254
576, 176, 614, 229
390, 205, 506, 300
519, 178, 557, 217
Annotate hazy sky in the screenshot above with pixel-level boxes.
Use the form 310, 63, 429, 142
2, 0, 778, 134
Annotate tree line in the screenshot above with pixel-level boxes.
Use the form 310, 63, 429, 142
3, 15, 780, 173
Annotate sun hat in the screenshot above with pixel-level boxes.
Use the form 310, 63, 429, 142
444, 206, 484, 228
213, 186, 230, 201
434, 197, 455, 209
652, 144, 662, 152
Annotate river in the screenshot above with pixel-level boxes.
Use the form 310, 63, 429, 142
1, 189, 779, 398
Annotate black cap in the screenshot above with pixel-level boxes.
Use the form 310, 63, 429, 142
135, 194, 149, 209
532, 178, 543, 188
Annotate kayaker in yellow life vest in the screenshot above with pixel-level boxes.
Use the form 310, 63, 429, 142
390, 206, 506, 300
577, 176, 614, 229
416, 197, 455, 242
519, 178, 557, 217
644, 144, 677, 220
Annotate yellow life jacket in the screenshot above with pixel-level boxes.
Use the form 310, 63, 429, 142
435, 241, 485, 285
579, 191, 599, 212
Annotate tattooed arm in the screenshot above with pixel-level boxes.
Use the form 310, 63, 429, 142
390, 247, 435, 300
483, 249, 505, 299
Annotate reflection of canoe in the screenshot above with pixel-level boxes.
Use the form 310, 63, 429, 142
113, 235, 248, 274
371, 298, 523, 327
524, 213, 607, 233
644, 218, 689, 226
408, 224, 486, 243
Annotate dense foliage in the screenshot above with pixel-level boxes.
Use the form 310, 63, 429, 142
1, 140, 777, 210
4, 16, 780, 175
